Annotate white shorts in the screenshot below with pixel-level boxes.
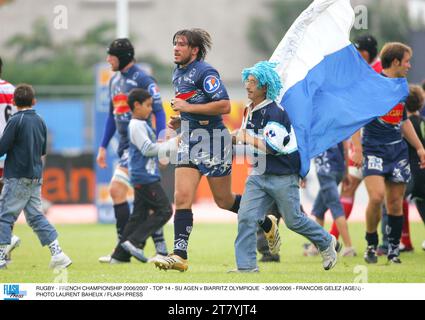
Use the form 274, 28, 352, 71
111, 167, 132, 188
348, 165, 363, 180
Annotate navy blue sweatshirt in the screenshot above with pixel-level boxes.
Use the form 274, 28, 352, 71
244, 99, 300, 175
0, 109, 47, 179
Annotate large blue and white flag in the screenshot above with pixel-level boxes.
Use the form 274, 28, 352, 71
270, 0, 409, 177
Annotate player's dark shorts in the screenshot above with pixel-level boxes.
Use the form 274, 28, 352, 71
362, 140, 411, 183
177, 120, 232, 177
406, 165, 425, 199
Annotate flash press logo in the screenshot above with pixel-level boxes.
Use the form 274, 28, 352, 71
3, 285, 27, 300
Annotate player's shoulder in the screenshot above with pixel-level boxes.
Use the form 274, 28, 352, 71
129, 118, 147, 129
0, 79, 15, 94
7, 111, 23, 124
265, 101, 285, 117
131, 65, 152, 82
35, 112, 48, 128
265, 101, 292, 128
194, 61, 226, 95
196, 60, 219, 76
134, 66, 160, 90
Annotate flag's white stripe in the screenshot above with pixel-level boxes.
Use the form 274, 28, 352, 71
270, 0, 354, 100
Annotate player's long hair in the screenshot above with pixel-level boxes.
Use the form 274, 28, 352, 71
242, 61, 282, 101
173, 28, 212, 61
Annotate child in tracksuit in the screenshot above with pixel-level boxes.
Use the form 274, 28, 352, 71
110, 88, 177, 263
0, 84, 71, 270
232, 62, 340, 272
306, 142, 355, 257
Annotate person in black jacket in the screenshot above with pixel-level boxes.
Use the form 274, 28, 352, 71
403, 84, 425, 251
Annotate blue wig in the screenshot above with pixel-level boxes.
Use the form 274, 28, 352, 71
241, 61, 282, 101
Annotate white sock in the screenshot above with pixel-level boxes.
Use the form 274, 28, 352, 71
48, 239, 62, 256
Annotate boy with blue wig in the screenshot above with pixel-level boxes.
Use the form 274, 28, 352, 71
232, 61, 341, 272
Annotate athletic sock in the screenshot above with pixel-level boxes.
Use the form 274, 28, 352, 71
401, 200, 413, 248
152, 228, 168, 256
114, 202, 130, 242
330, 196, 354, 238
259, 216, 272, 233
416, 198, 425, 225
173, 209, 193, 260
387, 215, 403, 259
229, 195, 242, 214
365, 232, 379, 249
48, 239, 63, 256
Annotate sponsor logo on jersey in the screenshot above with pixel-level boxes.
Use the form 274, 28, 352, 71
203, 75, 221, 93
188, 68, 197, 78
175, 90, 198, 101
265, 129, 276, 138
126, 79, 138, 86
380, 103, 404, 125
112, 93, 131, 114
148, 83, 161, 99
367, 155, 383, 171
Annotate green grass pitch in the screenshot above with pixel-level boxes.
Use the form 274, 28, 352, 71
1, 222, 425, 283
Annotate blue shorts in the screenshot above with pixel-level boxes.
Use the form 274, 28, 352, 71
363, 141, 411, 183
312, 171, 345, 220
406, 163, 425, 199
177, 120, 232, 177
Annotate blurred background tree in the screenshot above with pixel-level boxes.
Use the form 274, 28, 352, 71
0, 0, 14, 5
3, 18, 172, 91
248, 0, 311, 56
248, 0, 425, 57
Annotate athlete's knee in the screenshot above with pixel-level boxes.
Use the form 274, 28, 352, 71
174, 190, 193, 208
214, 195, 233, 210
386, 198, 403, 214
109, 183, 127, 203
368, 191, 385, 206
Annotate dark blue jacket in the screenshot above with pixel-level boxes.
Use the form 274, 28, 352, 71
0, 109, 47, 179
245, 99, 300, 175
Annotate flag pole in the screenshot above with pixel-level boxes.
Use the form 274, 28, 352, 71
116, 0, 129, 38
